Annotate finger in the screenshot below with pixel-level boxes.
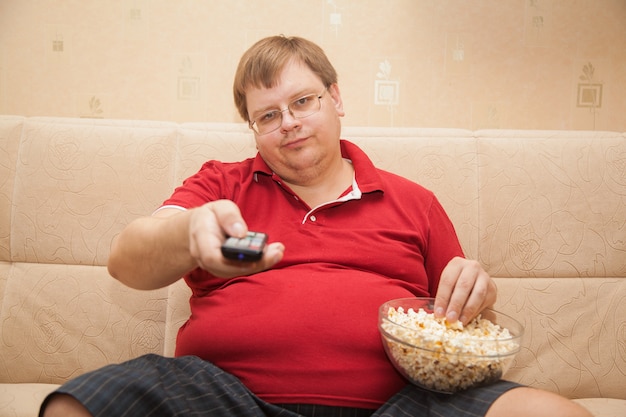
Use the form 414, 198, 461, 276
438, 258, 483, 323
433, 257, 462, 319
457, 269, 491, 324
211, 242, 285, 278
191, 232, 223, 271
206, 200, 248, 238
188, 207, 220, 259
444, 263, 477, 323
263, 241, 286, 265
188, 203, 239, 270
463, 277, 497, 323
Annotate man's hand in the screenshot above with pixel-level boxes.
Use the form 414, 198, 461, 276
108, 199, 284, 290
433, 257, 497, 325
186, 200, 285, 279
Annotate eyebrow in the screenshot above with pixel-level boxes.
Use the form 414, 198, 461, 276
249, 89, 318, 118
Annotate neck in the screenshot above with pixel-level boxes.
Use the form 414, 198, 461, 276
282, 158, 354, 208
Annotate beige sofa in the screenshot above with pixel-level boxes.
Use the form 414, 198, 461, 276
1, 116, 624, 417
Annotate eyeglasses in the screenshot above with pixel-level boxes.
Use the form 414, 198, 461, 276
249, 89, 326, 135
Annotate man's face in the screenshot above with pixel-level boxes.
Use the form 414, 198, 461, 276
245, 59, 345, 184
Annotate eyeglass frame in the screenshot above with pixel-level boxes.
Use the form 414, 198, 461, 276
248, 89, 327, 135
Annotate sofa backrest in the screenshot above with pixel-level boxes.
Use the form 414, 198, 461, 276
473, 130, 626, 399
1, 116, 624, 400
0, 117, 180, 382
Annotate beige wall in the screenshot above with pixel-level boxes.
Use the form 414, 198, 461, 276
0, 0, 624, 130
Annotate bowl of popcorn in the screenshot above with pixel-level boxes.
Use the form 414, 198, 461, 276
378, 297, 523, 394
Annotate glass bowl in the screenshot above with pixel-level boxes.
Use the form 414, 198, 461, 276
379, 297, 523, 394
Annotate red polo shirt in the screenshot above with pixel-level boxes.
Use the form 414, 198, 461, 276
162, 140, 464, 409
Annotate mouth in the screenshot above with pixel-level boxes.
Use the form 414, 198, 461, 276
282, 136, 309, 149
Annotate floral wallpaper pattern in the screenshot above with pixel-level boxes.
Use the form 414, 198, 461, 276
0, 0, 624, 130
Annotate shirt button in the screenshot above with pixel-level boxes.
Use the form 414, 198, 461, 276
310, 215, 317, 222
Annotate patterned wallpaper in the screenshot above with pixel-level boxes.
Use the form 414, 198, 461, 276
0, 0, 624, 130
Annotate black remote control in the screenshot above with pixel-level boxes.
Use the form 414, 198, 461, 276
221, 231, 268, 262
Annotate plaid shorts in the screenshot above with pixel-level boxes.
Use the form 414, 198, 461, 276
40, 354, 521, 417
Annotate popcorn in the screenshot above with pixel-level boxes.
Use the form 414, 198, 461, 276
380, 306, 520, 393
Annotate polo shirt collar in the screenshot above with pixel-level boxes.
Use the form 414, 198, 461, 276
251, 139, 385, 194
339, 140, 384, 193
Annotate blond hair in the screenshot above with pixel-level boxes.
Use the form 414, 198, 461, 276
233, 35, 338, 122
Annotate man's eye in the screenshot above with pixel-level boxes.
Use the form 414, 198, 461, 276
292, 95, 314, 108
259, 111, 279, 123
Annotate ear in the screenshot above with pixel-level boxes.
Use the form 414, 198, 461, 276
328, 83, 345, 117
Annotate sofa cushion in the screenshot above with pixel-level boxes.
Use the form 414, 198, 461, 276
477, 130, 626, 278
0, 383, 60, 417
0, 264, 168, 384
0, 116, 24, 262
10, 117, 180, 266
574, 398, 626, 417
495, 277, 626, 400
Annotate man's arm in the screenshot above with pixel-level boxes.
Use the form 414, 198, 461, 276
107, 200, 285, 290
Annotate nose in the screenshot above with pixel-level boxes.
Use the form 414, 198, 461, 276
279, 108, 301, 131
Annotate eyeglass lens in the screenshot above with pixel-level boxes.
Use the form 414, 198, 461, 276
252, 91, 324, 134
